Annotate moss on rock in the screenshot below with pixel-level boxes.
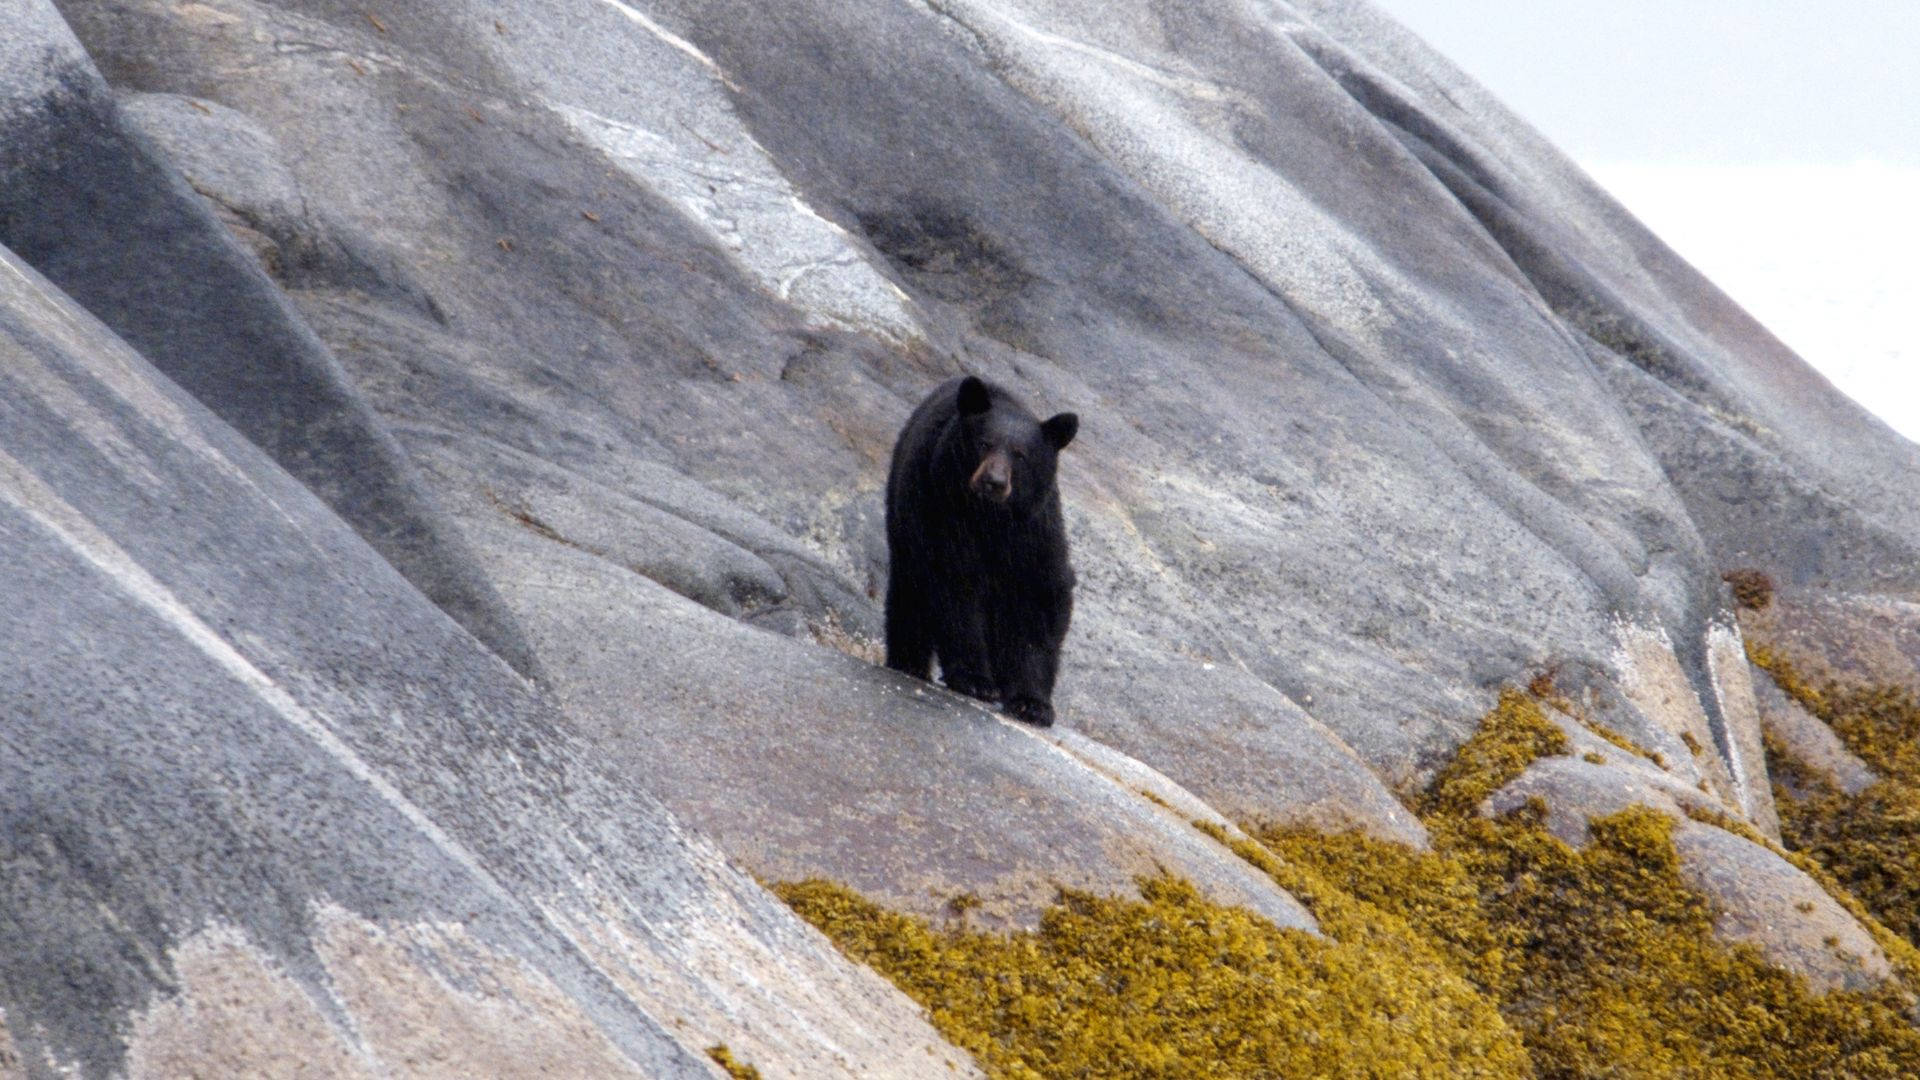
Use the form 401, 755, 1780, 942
777, 685, 1920, 1077
1422, 689, 1570, 818
1582, 719, 1667, 767
1264, 686, 1920, 1077
1723, 568, 1776, 610
704, 1045, 762, 1080
775, 871, 1527, 1080
1773, 774, 1920, 951
1452, 806, 1919, 1076
1244, 823, 1518, 998
1259, 810, 1920, 1076
1751, 645, 1920, 952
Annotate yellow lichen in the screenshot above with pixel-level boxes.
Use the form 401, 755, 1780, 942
1421, 689, 1569, 818
1254, 691, 1920, 1078
777, 685, 1920, 1078
1454, 805, 1919, 1077
1679, 801, 1772, 848
1581, 719, 1666, 767
1750, 646, 1920, 952
1746, 641, 1827, 715
1694, 790, 1920, 992
1773, 772, 1920, 950
705, 1044, 762, 1080
1514, 671, 1665, 768
1263, 815, 1920, 1075
1245, 823, 1518, 998
775, 869, 1526, 1079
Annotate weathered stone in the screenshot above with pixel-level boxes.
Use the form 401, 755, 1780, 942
0, 4, 536, 676
1752, 664, 1878, 796
434, 486, 1319, 931
1673, 821, 1892, 993
1487, 755, 1723, 848
10, 0, 1920, 1068
0, 243, 974, 1077
1744, 590, 1920, 691
1706, 623, 1782, 838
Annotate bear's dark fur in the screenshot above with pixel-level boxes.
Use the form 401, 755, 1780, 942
884, 375, 1078, 726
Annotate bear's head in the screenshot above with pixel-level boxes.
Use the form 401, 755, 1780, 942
956, 376, 1077, 511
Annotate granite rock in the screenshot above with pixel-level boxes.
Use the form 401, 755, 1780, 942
9, 0, 1920, 1070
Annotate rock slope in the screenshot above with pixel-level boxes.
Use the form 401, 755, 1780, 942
5, 0, 1919, 1074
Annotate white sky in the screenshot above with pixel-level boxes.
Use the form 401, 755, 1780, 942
1368, 0, 1920, 165
1370, 1, 1920, 441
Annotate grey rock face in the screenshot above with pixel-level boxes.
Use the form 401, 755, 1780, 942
0, 242, 975, 1075
0, 6, 537, 677
415, 435, 1319, 930
10, 0, 1920, 1070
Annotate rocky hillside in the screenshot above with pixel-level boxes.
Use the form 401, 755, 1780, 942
5, 0, 1919, 1075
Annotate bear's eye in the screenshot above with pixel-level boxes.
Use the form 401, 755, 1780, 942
1012, 448, 1028, 461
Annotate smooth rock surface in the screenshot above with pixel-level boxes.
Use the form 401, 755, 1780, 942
0, 6, 536, 677
1673, 819, 1892, 993
417, 454, 1319, 929
0, 241, 973, 1076
10, 0, 1920, 1070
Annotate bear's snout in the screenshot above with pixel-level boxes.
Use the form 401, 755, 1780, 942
970, 451, 1013, 502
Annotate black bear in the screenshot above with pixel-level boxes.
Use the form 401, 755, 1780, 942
884, 375, 1078, 726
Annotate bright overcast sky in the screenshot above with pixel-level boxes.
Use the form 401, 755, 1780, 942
1369, 0, 1920, 165
1370, 0, 1920, 442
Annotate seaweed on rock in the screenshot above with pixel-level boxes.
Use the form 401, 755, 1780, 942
779, 688, 1920, 1078
1751, 644, 1920, 952
775, 872, 1526, 1080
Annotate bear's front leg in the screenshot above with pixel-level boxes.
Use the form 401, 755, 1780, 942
992, 586, 1071, 727
930, 581, 997, 702
997, 647, 1057, 725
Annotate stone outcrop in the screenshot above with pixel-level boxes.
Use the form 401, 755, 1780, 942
7, 0, 1920, 1073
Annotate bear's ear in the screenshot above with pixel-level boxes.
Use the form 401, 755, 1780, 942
956, 376, 992, 417
1042, 412, 1078, 451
